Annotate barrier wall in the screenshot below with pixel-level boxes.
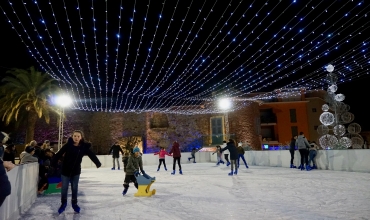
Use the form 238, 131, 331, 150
81, 152, 212, 168
244, 150, 370, 173
0, 163, 39, 220
80, 150, 370, 173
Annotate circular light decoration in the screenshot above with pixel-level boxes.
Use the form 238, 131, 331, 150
328, 85, 338, 93
341, 112, 354, 124
339, 137, 352, 148
218, 98, 232, 110
326, 73, 338, 84
317, 125, 329, 135
326, 64, 334, 72
319, 112, 335, 126
344, 133, 364, 149
334, 94, 345, 102
333, 102, 350, 113
319, 134, 338, 149
322, 104, 329, 112
348, 123, 361, 134
333, 125, 346, 136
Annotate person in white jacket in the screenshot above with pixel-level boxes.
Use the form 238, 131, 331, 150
222, 141, 230, 166
20, 146, 38, 164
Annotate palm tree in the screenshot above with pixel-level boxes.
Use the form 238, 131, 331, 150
0, 67, 60, 143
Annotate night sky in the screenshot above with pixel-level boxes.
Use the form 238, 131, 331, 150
0, 0, 369, 129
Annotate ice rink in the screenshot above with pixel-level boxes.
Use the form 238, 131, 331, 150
20, 163, 370, 220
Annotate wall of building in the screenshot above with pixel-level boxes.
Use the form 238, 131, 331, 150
15, 102, 262, 152
305, 97, 326, 143
261, 101, 310, 145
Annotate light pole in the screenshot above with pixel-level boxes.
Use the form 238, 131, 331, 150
55, 95, 72, 151
218, 98, 232, 141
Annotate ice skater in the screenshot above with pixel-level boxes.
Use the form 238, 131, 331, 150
109, 142, 124, 170
222, 140, 230, 166
53, 130, 101, 214
122, 147, 146, 195
212, 146, 224, 165
308, 141, 319, 170
289, 136, 297, 168
154, 147, 170, 171
169, 141, 182, 175
221, 139, 238, 176
188, 148, 199, 163
237, 143, 248, 169
295, 132, 311, 171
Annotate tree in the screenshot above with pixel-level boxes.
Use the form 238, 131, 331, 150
0, 67, 60, 143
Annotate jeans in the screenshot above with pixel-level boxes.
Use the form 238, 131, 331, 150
230, 159, 237, 171
158, 159, 167, 169
224, 154, 230, 163
237, 154, 248, 166
173, 157, 182, 170
289, 150, 295, 164
61, 174, 80, 202
113, 157, 120, 168
299, 149, 309, 166
308, 150, 317, 166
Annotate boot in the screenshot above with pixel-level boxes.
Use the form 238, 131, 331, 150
157, 167, 160, 171
234, 170, 238, 175
193, 161, 196, 163
300, 164, 305, 171
306, 165, 312, 171
188, 158, 191, 162
216, 162, 220, 165
245, 164, 249, 169
58, 199, 67, 214
118, 167, 120, 170
226, 162, 230, 166
290, 164, 296, 168
165, 167, 167, 171
220, 160, 225, 164
179, 170, 183, 175
228, 170, 233, 176
122, 186, 128, 195
111, 167, 115, 170
171, 170, 176, 175
297, 164, 301, 169
72, 199, 80, 213
312, 164, 317, 169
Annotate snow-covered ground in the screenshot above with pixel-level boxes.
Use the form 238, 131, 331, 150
20, 163, 370, 220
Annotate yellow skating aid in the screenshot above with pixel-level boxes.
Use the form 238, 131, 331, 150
134, 173, 156, 197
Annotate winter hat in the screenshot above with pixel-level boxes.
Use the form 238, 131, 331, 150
25, 146, 35, 153
133, 147, 140, 153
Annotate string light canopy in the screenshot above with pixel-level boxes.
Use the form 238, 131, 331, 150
0, 0, 369, 114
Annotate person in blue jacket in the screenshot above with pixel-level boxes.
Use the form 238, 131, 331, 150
53, 130, 101, 214
221, 139, 239, 176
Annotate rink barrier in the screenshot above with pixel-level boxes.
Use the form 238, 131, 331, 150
0, 163, 39, 220
81, 150, 370, 173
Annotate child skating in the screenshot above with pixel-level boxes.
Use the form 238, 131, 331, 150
188, 148, 199, 163
212, 146, 224, 165
122, 147, 146, 195
237, 143, 249, 169
53, 130, 101, 214
154, 147, 170, 171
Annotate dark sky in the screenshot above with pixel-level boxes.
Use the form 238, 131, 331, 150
0, 0, 369, 129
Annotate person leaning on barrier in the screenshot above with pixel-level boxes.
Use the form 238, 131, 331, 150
20, 146, 38, 164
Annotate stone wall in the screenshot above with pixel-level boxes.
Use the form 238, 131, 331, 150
16, 102, 262, 153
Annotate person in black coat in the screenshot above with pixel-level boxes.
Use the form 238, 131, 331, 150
53, 130, 101, 214
108, 142, 124, 170
0, 159, 11, 207
221, 139, 239, 176
289, 136, 297, 168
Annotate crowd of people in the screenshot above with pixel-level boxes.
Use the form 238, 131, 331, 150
0, 129, 321, 215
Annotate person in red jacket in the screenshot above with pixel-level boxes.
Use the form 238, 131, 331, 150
154, 147, 170, 171
169, 141, 182, 175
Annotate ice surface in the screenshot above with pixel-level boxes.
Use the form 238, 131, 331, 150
20, 163, 370, 220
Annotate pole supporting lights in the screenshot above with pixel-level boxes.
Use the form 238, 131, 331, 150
218, 98, 232, 141
55, 95, 72, 150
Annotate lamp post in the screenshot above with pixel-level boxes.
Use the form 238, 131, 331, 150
218, 98, 232, 141
55, 95, 72, 151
